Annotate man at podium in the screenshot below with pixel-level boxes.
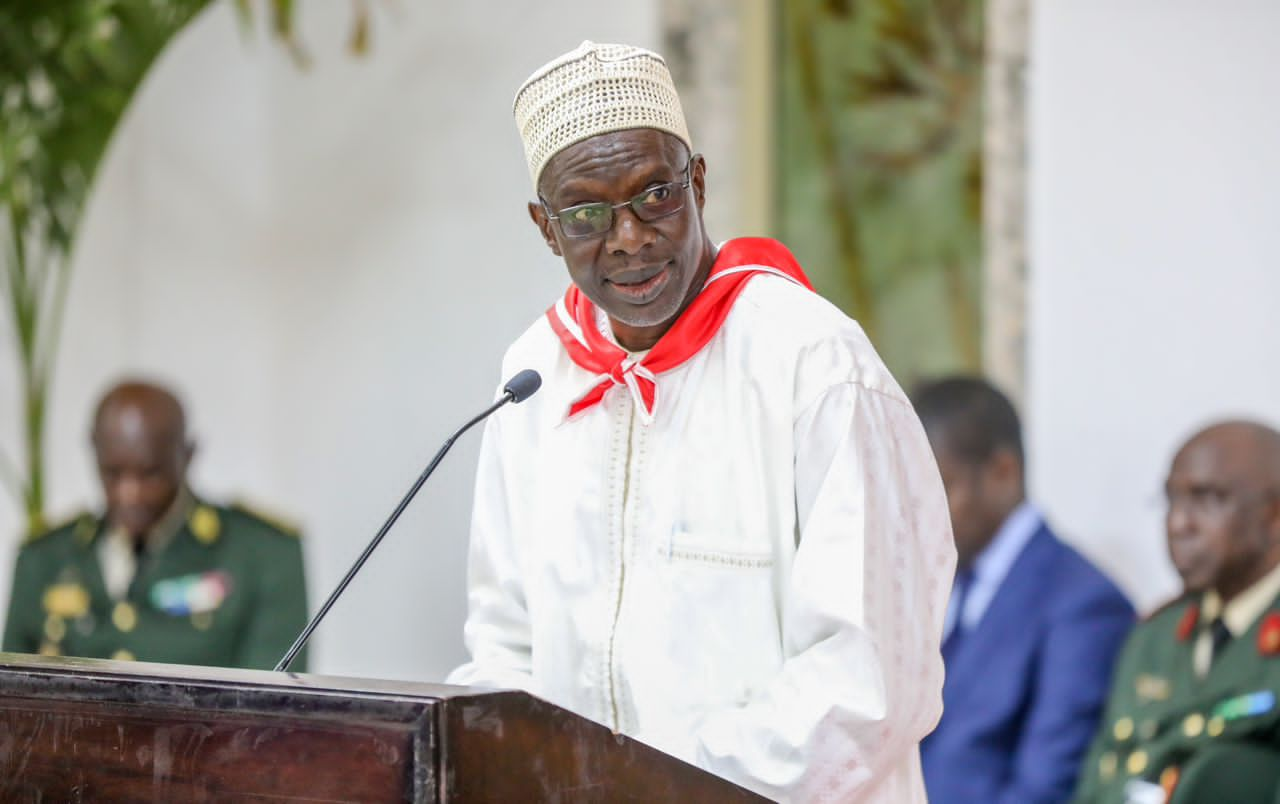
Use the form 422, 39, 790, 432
2, 381, 309, 670
446, 42, 955, 802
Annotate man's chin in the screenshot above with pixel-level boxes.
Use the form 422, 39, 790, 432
602, 291, 687, 332
1176, 572, 1211, 594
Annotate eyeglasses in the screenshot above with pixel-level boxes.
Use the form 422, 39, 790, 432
542, 157, 695, 239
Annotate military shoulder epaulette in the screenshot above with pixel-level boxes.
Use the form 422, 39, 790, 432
231, 500, 301, 538
23, 511, 95, 546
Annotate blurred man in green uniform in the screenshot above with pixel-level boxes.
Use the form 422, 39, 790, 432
1073, 420, 1280, 803
2, 381, 309, 670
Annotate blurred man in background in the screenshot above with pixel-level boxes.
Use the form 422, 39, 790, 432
1074, 421, 1280, 803
914, 376, 1134, 803
2, 380, 308, 670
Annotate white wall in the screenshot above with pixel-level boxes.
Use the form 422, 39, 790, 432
1027, 0, 1280, 611
0, 3, 659, 680
13, 0, 1278, 675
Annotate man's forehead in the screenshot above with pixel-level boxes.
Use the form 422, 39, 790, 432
102, 406, 149, 441
94, 403, 183, 451
542, 129, 682, 194
1170, 430, 1258, 485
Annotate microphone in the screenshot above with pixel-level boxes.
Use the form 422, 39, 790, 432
503, 368, 541, 403
274, 369, 542, 672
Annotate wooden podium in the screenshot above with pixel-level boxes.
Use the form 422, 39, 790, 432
0, 653, 770, 802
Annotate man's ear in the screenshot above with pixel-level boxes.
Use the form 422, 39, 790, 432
527, 201, 562, 257
691, 153, 707, 211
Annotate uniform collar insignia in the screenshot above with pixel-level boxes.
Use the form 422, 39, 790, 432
1176, 602, 1200, 642
1257, 612, 1280, 655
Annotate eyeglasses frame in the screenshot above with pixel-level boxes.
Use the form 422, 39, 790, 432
540, 156, 698, 239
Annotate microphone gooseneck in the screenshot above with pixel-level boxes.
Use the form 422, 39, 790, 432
274, 369, 542, 672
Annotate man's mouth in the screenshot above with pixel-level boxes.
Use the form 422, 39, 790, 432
606, 262, 672, 303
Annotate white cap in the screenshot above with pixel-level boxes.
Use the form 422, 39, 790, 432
513, 41, 692, 190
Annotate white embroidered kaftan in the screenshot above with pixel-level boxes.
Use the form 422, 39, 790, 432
448, 273, 955, 802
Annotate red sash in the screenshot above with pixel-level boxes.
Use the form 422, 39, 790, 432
546, 237, 815, 422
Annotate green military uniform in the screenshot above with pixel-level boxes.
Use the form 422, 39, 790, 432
1, 499, 308, 671
1073, 591, 1280, 803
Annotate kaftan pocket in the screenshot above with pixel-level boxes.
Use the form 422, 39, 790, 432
657, 527, 776, 569
621, 530, 785, 736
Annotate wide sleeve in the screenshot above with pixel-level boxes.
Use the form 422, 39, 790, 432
998, 580, 1135, 803
444, 410, 536, 690
690, 382, 956, 801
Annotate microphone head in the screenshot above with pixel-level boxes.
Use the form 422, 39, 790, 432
503, 369, 542, 403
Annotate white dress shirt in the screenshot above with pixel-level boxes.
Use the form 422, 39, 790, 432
448, 274, 956, 802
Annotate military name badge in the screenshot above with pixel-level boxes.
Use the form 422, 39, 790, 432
1135, 673, 1172, 702
41, 582, 90, 619
151, 571, 232, 616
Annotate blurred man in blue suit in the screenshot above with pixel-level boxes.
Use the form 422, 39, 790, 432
914, 376, 1135, 804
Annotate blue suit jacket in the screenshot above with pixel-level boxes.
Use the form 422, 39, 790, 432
921, 524, 1135, 804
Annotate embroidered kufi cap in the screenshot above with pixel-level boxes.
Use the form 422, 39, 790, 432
514, 40, 691, 190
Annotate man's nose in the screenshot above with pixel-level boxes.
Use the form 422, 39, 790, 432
112, 477, 145, 506
1166, 500, 1194, 535
606, 206, 657, 255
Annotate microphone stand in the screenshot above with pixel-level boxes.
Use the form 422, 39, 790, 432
274, 381, 531, 673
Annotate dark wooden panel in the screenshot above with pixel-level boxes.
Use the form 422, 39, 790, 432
441, 692, 772, 803
0, 653, 437, 803
0, 654, 771, 803
0, 697, 415, 802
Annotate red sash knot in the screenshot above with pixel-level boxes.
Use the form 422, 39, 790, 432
545, 238, 815, 424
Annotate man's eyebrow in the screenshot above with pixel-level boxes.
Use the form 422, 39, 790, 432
550, 179, 606, 204
554, 162, 678, 200
638, 159, 684, 184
